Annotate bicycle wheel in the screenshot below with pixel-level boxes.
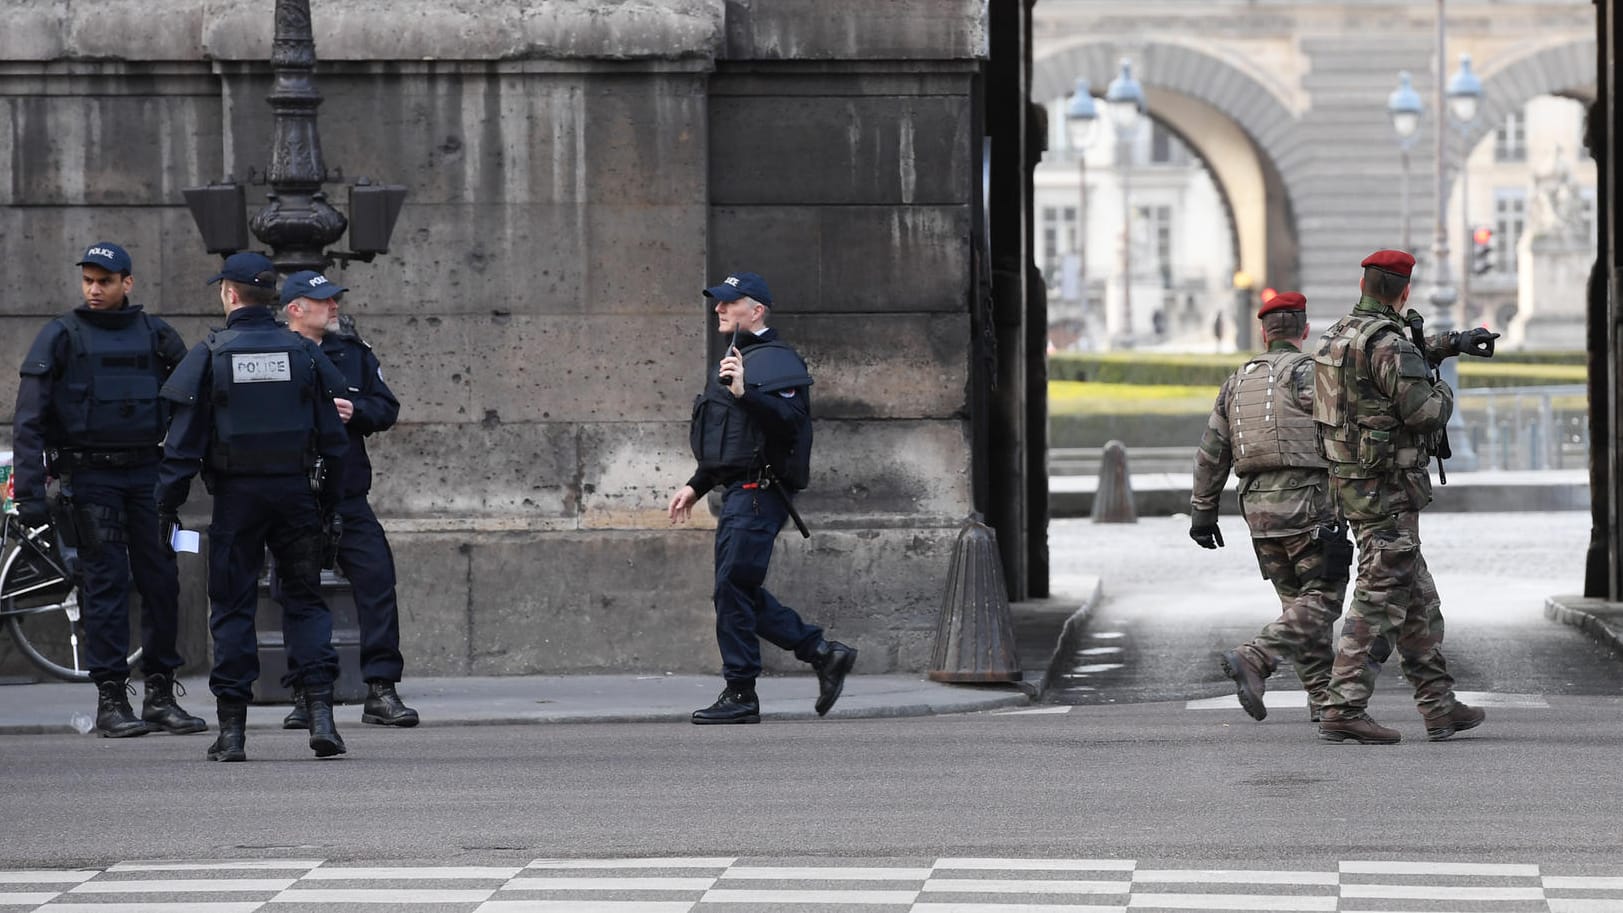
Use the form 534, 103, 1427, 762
1, 530, 142, 682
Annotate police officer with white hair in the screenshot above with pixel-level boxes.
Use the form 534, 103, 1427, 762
155, 252, 350, 762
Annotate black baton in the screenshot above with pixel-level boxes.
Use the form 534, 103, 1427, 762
761, 465, 810, 539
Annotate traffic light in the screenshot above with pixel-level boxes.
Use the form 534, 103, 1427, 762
1471, 226, 1494, 275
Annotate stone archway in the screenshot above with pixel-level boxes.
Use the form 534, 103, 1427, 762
1466, 37, 1599, 151
1032, 39, 1304, 296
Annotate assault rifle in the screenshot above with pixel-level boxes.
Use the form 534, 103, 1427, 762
1402, 309, 1501, 486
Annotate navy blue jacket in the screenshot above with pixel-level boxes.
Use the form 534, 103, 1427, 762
684, 327, 810, 497
154, 306, 348, 512
321, 331, 399, 498
11, 303, 186, 506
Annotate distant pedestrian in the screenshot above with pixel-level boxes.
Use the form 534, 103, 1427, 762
155, 252, 351, 762
666, 270, 855, 724
1309, 249, 1498, 744
1190, 291, 1352, 724
12, 242, 204, 738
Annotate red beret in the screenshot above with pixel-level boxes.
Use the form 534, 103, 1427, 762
1258, 290, 1306, 317
1361, 249, 1416, 277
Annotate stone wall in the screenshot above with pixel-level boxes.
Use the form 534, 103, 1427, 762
0, 0, 987, 679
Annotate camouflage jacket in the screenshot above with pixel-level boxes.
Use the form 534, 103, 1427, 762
1312, 295, 1454, 519
1191, 340, 1335, 538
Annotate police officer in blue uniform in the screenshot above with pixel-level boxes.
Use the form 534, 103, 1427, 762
154, 252, 350, 762
276, 271, 418, 730
667, 270, 856, 724
12, 242, 205, 738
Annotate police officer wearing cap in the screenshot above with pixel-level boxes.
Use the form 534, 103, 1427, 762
1190, 291, 1353, 726
667, 271, 856, 724
155, 252, 350, 762
1309, 249, 1499, 745
276, 270, 418, 730
12, 242, 205, 739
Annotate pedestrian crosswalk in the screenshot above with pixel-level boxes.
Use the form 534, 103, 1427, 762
4, 857, 1622, 912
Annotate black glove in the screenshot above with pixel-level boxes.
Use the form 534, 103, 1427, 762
1190, 523, 1224, 549
16, 499, 49, 529
158, 511, 179, 555
1451, 327, 1500, 358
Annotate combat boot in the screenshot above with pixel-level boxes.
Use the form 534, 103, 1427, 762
281, 687, 309, 730
1317, 715, 1401, 745
304, 685, 347, 758
361, 681, 420, 727
811, 640, 857, 716
692, 688, 761, 724
207, 702, 248, 762
1218, 650, 1268, 721
95, 680, 154, 738
141, 673, 207, 734
1424, 703, 1486, 741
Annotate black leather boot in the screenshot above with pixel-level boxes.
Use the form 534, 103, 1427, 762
361, 681, 420, 727
282, 686, 309, 730
141, 673, 207, 734
691, 687, 761, 724
811, 640, 857, 716
95, 680, 153, 738
207, 701, 248, 762
304, 685, 348, 758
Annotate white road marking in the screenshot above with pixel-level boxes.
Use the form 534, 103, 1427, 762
305, 865, 522, 879
0, 871, 97, 883
527, 857, 734, 869
1339, 861, 1542, 876
935, 860, 1137, 871
1127, 893, 1336, 910
1134, 870, 1338, 885
699, 888, 919, 903
501, 876, 715, 890
921, 878, 1128, 894
269, 887, 496, 902
69, 878, 296, 892
721, 866, 932, 880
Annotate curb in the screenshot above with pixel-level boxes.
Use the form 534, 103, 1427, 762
1544, 594, 1623, 656
1032, 578, 1105, 701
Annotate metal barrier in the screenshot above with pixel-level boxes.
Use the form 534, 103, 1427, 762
1459, 385, 1588, 471
1049, 445, 1197, 476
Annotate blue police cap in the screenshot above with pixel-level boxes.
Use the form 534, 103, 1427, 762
77, 242, 132, 274
703, 271, 773, 306
206, 252, 279, 288
280, 270, 348, 307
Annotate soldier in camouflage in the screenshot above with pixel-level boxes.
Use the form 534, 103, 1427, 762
1191, 291, 1353, 725
1310, 249, 1499, 745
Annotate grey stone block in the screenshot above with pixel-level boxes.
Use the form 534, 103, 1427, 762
366, 422, 580, 518
709, 95, 972, 206
709, 205, 969, 313
771, 313, 969, 420
721, 0, 986, 61
795, 420, 973, 522
466, 531, 716, 674
390, 533, 474, 677
203, 1, 723, 63
578, 422, 702, 529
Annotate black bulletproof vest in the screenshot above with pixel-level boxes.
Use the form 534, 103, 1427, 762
54, 312, 168, 448
205, 325, 317, 474
689, 340, 814, 489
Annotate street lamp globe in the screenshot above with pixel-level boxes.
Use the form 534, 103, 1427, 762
1105, 59, 1144, 138
1447, 53, 1483, 125
1066, 78, 1099, 151
1388, 71, 1423, 141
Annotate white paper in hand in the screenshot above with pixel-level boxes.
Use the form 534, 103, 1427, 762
170, 528, 201, 554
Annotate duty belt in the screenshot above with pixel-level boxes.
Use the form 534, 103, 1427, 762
51, 447, 161, 470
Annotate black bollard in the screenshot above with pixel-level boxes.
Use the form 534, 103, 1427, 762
927, 512, 1023, 682
1091, 439, 1138, 523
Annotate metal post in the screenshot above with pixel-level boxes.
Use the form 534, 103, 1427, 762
248, 0, 348, 273
1119, 136, 1133, 345
1428, 0, 1479, 469
1401, 147, 1413, 251
1458, 126, 1473, 325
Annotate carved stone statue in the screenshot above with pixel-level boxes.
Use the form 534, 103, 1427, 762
1530, 146, 1586, 242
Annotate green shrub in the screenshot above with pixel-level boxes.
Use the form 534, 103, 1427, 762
1048, 352, 1584, 389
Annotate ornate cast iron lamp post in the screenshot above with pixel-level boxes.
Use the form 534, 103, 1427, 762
185, 0, 406, 273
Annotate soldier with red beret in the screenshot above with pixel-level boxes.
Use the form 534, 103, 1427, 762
1308, 249, 1498, 745
1192, 290, 1353, 726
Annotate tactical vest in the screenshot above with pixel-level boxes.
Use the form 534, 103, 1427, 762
1312, 311, 1429, 474
689, 340, 814, 490
52, 312, 168, 449
1229, 350, 1326, 475
204, 325, 318, 475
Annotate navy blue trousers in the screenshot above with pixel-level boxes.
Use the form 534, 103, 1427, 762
70, 463, 183, 683
277, 494, 403, 683
207, 474, 337, 702
713, 483, 822, 687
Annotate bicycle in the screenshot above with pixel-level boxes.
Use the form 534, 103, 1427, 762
0, 508, 142, 681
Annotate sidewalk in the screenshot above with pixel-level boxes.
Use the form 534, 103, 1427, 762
1545, 594, 1623, 659
0, 672, 1035, 735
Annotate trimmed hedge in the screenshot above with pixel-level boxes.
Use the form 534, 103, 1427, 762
1049, 352, 1584, 389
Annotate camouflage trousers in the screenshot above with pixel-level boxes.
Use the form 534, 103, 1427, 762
1236, 528, 1350, 709
1320, 509, 1458, 721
